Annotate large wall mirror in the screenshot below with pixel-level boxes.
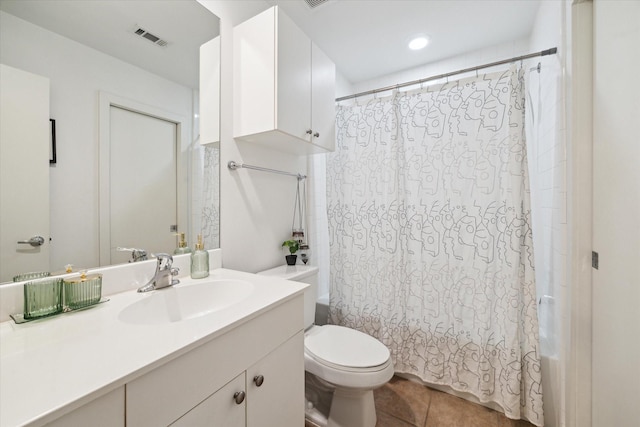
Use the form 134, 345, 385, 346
0, 0, 220, 282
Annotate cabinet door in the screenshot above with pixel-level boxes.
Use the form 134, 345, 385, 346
311, 43, 336, 152
276, 8, 312, 141
171, 373, 245, 427
246, 332, 304, 426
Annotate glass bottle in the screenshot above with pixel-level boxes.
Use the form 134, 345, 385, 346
190, 234, 209, 279
174, 232, 192, 255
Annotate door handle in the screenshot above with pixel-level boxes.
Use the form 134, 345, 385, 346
17, 236, 45, 247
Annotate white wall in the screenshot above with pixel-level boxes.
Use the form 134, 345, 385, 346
335, 71, 354, 98
198, 1, 313, 274
351, 38, 529, 95
0, 11, 194, 271
592, 1, 640, 425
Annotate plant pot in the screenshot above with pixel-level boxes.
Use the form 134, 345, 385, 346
285, 254, 297, 266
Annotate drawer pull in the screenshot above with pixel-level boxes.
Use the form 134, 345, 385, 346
233, 391, 246, 405
253, 375, 264, 387
313, 132, 320, 138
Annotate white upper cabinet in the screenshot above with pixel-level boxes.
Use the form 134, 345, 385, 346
310, 43, 336, 152
233, 6, 335, 154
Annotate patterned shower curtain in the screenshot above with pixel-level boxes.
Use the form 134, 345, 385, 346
327, 67, 543, 425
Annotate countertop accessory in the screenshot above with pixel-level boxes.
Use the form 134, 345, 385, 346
11, 298, 110, 324
23, 277, 63, 319
190, 235, 209, 279
174, 232, 192, 255
64, 271, 103, 309
13, 271, 51, 282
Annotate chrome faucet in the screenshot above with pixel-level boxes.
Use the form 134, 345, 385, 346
117, 247, 148, 263
137, 253, 180, 293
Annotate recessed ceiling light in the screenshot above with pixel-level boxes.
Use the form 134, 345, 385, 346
408, 36, 429, 50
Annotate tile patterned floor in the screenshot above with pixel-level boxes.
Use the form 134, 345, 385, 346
305, 376, 536, 427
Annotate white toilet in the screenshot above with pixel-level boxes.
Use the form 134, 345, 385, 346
257, 265, 394, 427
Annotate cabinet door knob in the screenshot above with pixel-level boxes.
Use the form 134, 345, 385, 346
233, 391, 246, 405
253, 375, 265, 387
313, 132, 320, 138
306, 129, 313, 135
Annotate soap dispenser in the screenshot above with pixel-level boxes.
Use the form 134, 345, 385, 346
174, 233, 192, 255
190, 234, 209, 279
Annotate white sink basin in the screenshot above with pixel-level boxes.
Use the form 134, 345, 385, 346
118, 279, 254, 325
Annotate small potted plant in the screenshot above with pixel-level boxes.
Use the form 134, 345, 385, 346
281, 240, 299, 265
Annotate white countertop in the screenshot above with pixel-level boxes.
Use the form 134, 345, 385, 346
0, 268, 307, 427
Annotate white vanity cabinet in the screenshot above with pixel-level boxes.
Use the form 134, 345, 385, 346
246, 330, 304, 426
44, 388, 125, 427
233, 6, 336, 154
170, 331, 304, 427
170, 373, 246, 427
125, 296, 304, 427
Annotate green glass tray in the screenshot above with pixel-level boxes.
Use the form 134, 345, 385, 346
10, 298, 109, 324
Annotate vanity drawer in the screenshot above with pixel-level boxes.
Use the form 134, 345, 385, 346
125, 295, 303, 427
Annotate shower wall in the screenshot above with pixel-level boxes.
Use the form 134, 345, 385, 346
526, 2, 568, 426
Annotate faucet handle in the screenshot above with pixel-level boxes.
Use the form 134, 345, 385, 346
153, 253, 173, 270
170, 267, 180, 286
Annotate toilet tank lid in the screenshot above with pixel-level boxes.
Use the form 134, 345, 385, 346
256, 264, 319, 281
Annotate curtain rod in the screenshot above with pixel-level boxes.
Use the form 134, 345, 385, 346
227, 161, 307, 180
335, 47, 558, 103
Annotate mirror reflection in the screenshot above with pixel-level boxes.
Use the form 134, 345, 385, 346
0, 0, 220, 283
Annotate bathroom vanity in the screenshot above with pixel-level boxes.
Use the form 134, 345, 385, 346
0, 263, 307, 427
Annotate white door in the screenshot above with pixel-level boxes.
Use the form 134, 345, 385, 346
109, 106, 177, 264
0, 64, 50, 282
592, 1, 640, 425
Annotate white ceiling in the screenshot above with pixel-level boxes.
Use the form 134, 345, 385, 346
0, 0, 219, 88
267, 0, 541, 84
1, 0, 541, 87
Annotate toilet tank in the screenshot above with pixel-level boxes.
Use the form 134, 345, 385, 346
257, 265, 318, 329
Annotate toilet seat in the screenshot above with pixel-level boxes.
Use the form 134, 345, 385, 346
304, 325, 394, 389
305, 325, 390, 370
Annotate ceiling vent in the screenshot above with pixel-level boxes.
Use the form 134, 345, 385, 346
133, 27, 168, 47
303, 0, 330, 9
